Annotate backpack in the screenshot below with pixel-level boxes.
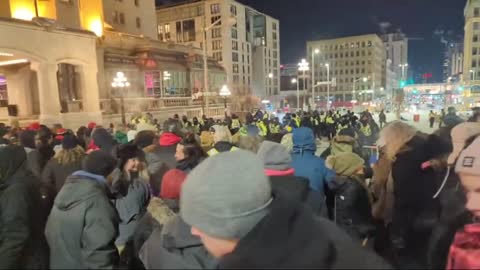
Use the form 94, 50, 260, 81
447, 224, 480, 270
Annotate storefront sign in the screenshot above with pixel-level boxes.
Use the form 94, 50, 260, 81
105, 55, 136, 65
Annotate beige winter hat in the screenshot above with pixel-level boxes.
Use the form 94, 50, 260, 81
448, 122, 480, 165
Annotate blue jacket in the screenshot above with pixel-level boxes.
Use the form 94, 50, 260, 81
291, 128, 334, 193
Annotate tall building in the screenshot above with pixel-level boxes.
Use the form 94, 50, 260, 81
382, 32, 408, 85
156, 0, 280, 100
463, 0, 480, 106
307, 34, 386, 102
0, 0, 227, 127
444, 41, 464, 82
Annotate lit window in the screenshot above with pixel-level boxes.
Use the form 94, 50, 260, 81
211, 3, 221, 14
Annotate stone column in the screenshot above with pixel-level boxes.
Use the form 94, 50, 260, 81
31, 62, 62, 126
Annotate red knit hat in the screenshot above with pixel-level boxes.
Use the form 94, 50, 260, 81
26, 122, 40, 132
160, 169, 187, 200
88, 122, 97, 130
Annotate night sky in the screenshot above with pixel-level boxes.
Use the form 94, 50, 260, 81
156, 0, 466, 83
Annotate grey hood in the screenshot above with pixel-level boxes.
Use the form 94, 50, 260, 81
257, 141, 292, 171
54, 175, 109, 211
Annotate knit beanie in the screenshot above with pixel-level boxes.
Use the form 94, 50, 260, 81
160, 169, 187, 200
257, 141, 292, 171
181, 150, 273, 240
82, 151, 117, 177
116, 143, 144, 169
326, 152, 365, 177
448, 122, 480, 165
456, 136, 480, 176
62, 134, 79, 150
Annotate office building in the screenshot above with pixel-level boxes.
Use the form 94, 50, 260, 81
444, 41, 464, 82
307, 34, 386, 102
156, 0, 280, 101
463, 0, 480, 106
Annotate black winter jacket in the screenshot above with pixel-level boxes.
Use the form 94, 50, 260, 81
390, 135, 440, 267
219, 195, 391, 269
145, 145, 177, 196
41, 158, 83, 195
330, 175, 376, 240
45, 173, 119, 269
0, 156, 49, 269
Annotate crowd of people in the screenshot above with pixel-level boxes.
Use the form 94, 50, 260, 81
0, 105, 480, 269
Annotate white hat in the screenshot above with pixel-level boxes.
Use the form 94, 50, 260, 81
455, 136, 480, 176
448, 123, 480, 165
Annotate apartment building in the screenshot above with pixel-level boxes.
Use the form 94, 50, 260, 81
307, 34, 386, 102
156, 0, 280, 99
444, 41, 464, 82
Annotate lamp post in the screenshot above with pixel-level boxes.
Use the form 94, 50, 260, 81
298, 59, 309, 110
311, 49, 320, 108
111, 71, 130, 125
219, 84, 231, 109
202, 16, 236, 116
292, 78, 299, 110
352, 77, 368, 102
325, 63, 330, 109
399, 63, 409, 81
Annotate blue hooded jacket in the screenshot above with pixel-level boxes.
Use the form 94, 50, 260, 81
291, 128, 334, 193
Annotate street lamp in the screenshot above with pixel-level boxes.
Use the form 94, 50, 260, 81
202, 16, 236, 115
292, 78, 299, 110
325, 63, 330, 109
219, 84, 231, 109
298, 59, 309, 110
399, 63, 409, 81
311, 49, 320, 108
352, 77, 368, 101
111, 71, 130, 125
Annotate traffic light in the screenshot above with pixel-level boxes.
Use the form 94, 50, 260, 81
458, 86, 464, 92
400, 81, 406, 88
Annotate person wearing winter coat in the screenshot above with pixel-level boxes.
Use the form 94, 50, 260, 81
207, 125, 238, 156
181, 150, 391, 269
320, 128, 360, 159
91, 127, 118, 155
175, 133, 208, 173
145, 119, 183, 196
138, 169, 217, 269
442, 135, 480, 270
377, 121, 440, 268
45, 151, 120, 269
427, 123, 480, 269
325, 152, 376, 242
42, 134, 85, 196
257, 141, 310, 205
19, 130, 45, 178
0, 145, 49, 269
291, 127, 335, 214
113, 143, 151, 249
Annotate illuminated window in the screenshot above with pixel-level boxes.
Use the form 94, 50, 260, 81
211, 3, 220, 14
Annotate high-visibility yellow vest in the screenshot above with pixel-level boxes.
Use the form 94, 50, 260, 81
294, 117, 301, 128
269, 123, 281, 134
231, 119, 241, 129
311, 117, 319, 126
208, 146, 239, 156
326, 116, 335, 124
360, 124, 372, 137
193, 124, 200, 134
257, 121, 268, 137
